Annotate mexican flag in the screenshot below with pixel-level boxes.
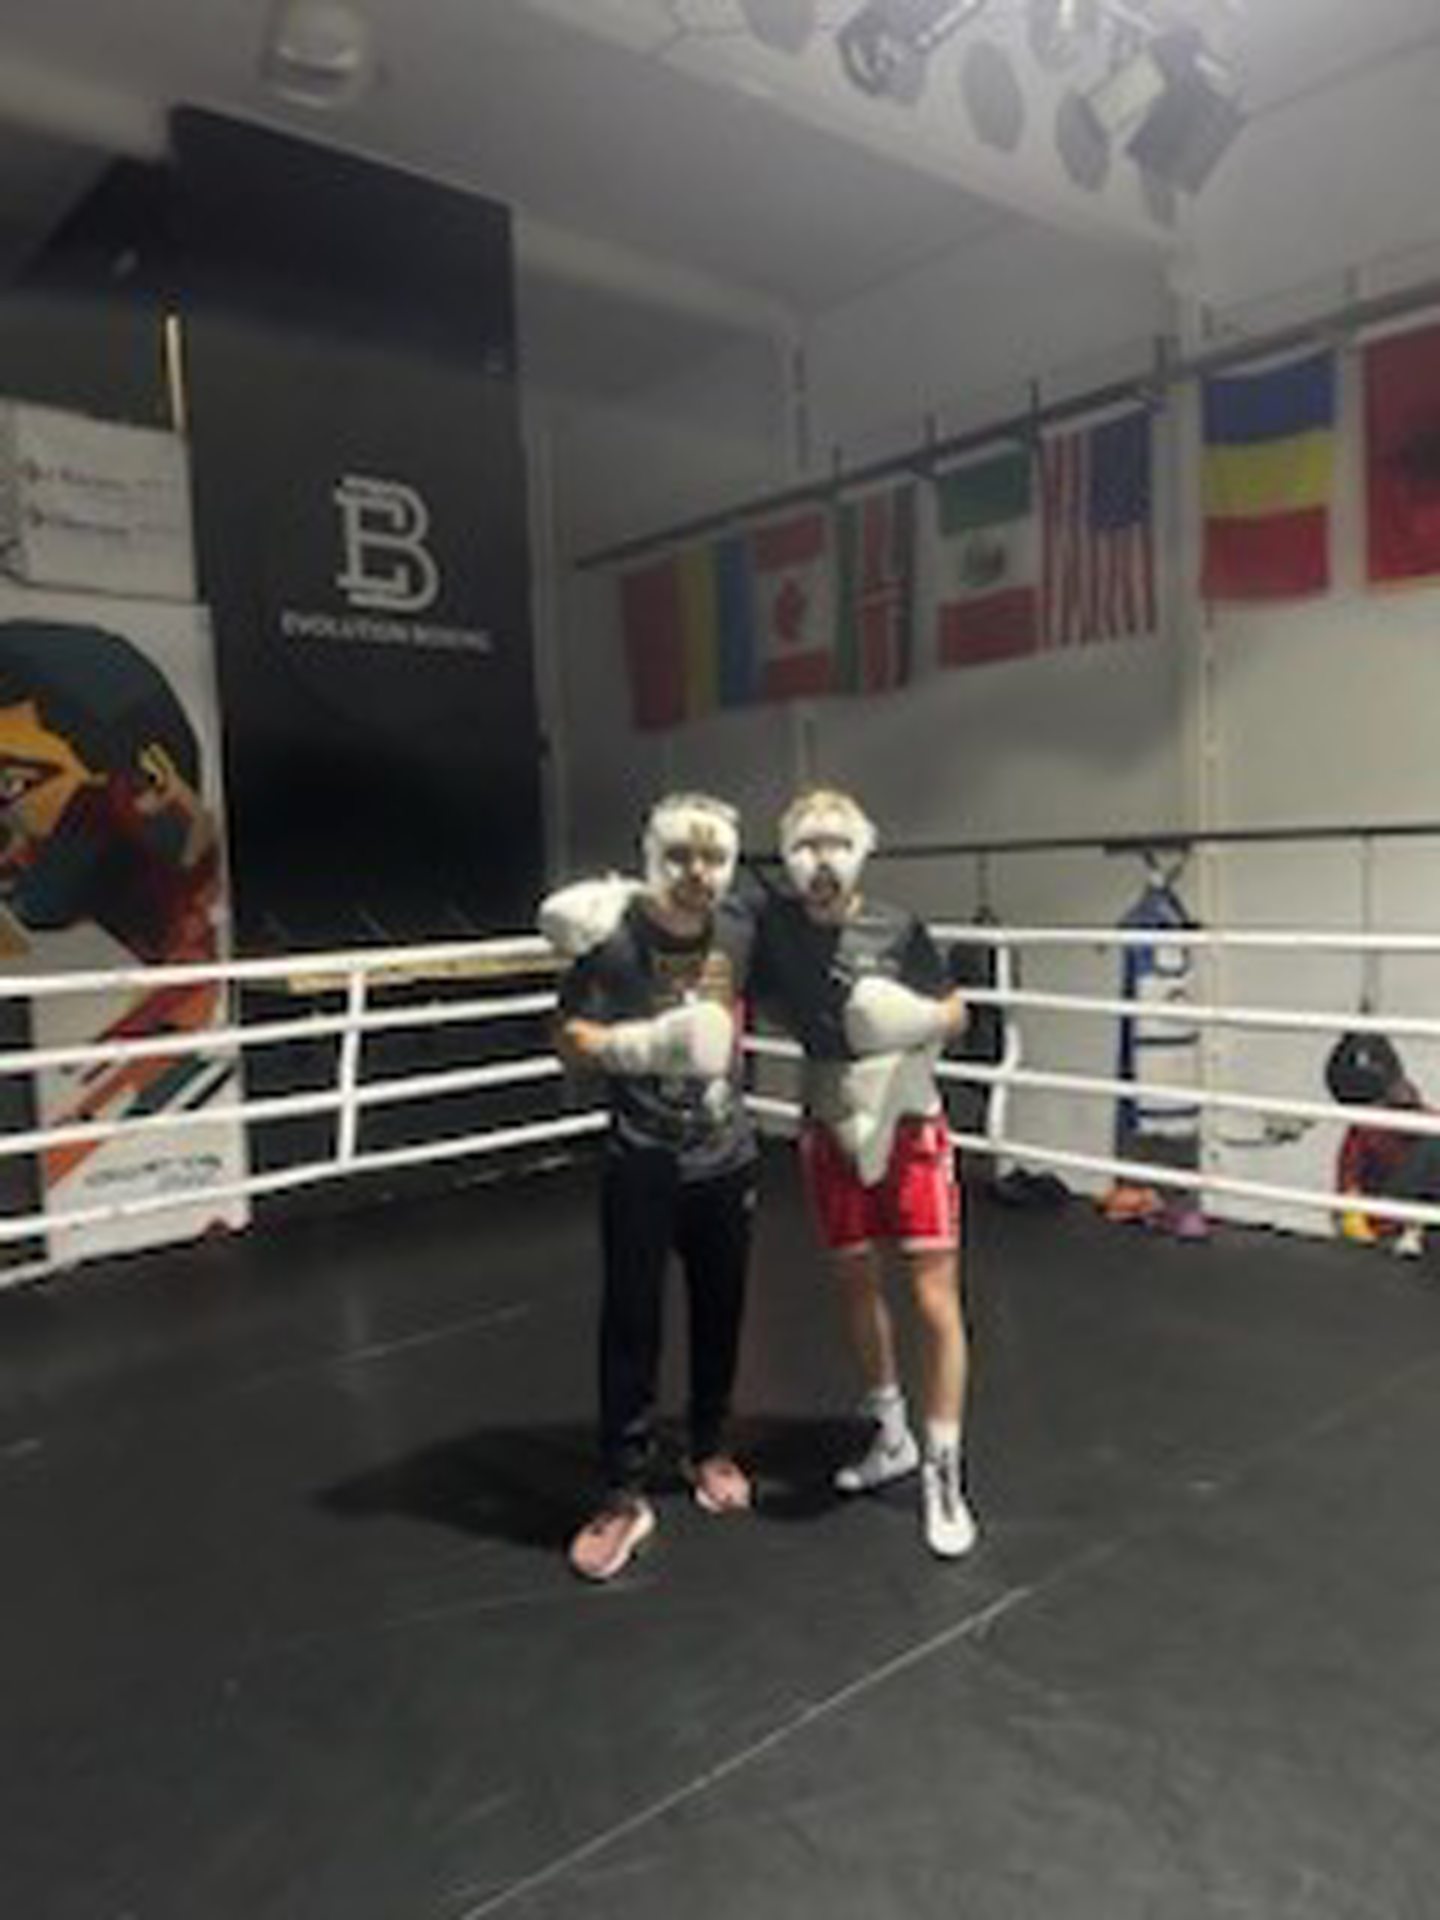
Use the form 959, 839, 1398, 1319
934, 446, 1039, 668
752, 507, 833, 700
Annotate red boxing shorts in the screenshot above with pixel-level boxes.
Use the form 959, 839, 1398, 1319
801, 1115, 960, 1256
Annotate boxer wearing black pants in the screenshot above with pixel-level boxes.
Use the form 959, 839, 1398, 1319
599, 1151, 756, 1493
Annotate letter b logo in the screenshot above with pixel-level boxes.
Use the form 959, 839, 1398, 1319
334, 475, 441, 614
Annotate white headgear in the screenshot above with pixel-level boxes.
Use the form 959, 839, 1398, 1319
780, 790, 876, 899
642, 793, 740, 907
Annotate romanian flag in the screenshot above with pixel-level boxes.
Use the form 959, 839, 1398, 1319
1365, 321, 1440, 586
835, 482, 915, 694
935, 447, 1039, 668
1201, 351, 1336, 601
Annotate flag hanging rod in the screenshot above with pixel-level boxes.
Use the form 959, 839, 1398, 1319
573, 269, 1440, 574
851, 821, 1440, 863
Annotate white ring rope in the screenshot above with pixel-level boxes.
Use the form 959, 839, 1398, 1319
932, 924, 1440, 954
3, 923, 1439, 1267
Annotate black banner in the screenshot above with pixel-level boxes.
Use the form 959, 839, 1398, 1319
174, 111, 543, 951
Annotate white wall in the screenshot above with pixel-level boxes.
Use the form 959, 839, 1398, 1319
549, 335, 789, 559
1190, 35, 1440, 323
807, 223, 1170, 459
537, 333, 791, 871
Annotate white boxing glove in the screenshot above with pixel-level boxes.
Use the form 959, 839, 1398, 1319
597, 1000, 735, 1079
539, 875, 642, 959
844, 975, 952, 1056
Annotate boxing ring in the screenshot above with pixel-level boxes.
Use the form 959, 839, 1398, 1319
4, 910, 1440, 1919
5, 916, 1440, 1273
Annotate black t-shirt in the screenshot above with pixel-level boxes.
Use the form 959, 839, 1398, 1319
748, 883, 948, 1059
559, 898, 756, 1180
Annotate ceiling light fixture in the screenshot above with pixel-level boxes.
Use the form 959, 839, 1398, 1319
1027, 0, 1102, 72
262, 0, 377, 111
1081, 23, 1244, 191
836, 0, 991, 103
1123, 28, 1244, 191
738, 0, 819, 54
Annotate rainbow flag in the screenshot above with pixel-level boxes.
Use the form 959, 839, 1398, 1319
1201, 351, 1336, 601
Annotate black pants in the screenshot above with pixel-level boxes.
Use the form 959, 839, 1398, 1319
599, 1150, 756, 1493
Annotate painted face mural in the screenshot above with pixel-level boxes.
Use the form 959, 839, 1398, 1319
0, 623, 218, 964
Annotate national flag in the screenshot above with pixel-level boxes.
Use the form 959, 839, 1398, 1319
1365, 321, 1440, 586
674, 544, 721, 718
619, 536, 755, 730
934, 447, 1039, 669
1201, 350, 1336, 600
835, 482, 915, 693
1041, 409, 1156, 647
751, 507, 833, 700
713, 534, 759, 707
619, 556, 685, 731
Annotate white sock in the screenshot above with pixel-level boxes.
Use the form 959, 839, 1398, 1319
862, 1382, 910, 1449
926, 1419, 962, 1463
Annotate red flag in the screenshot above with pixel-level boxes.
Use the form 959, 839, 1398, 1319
1366, 322, 1440, 585
619, 558, 685, 730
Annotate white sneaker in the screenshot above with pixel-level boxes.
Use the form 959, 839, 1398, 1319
834, 1426, 920, 1494
922, 1451, 977, 1559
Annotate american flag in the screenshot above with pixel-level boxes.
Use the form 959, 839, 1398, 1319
1041, 409, 1156, 648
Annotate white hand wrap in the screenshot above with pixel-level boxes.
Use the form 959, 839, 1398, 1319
844, 976, 951, 1056
538, 875, 642, 959
597, 1000, 735, 1079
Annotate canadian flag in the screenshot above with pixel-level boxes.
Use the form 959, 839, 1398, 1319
751, 507, 834, 700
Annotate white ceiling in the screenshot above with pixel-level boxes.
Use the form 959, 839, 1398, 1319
0, 0, 1436, 396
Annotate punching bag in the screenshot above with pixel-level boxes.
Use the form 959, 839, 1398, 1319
1116, 878, 1202, 1166
1102, 875, 1208, 1235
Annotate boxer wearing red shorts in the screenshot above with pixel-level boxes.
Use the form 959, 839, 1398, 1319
748, 789, 977, 1560
802, 1114, 960, 1256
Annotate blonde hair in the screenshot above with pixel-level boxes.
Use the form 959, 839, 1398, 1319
779, 787, 876, 850
647, 791, 739, 838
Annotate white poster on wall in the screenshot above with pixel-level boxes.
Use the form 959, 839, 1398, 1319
0, 581, 249, 1266
0, 403, 197, 603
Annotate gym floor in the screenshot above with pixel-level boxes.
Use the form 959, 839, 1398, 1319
2, 1146, 1436, 1919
